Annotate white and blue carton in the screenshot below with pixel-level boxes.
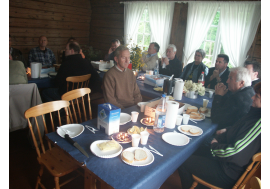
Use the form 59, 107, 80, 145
97, 103, 121, 135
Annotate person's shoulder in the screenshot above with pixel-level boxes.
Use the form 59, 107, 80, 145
29, 47, 38, 52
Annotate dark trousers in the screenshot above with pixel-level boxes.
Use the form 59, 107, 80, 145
178, 146, 236, 189
41, 88, 62, 102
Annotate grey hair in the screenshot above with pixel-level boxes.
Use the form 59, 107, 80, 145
195, 49, 206, 59
166, 44, 177, 52
114, 45, 129, 58
229, 67, 251, 87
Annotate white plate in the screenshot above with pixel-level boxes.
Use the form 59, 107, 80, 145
178, 125, 203, 136
90, 140, 123, 158
162, 132, 190, 146
57, 124, 84, 138
120, 113, 131, 125
48, 72, 57, 76
190, 113, 205, 121
121, 147, 154, 166
205, 88, 215, 93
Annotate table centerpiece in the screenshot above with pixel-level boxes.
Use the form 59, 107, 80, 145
183, 80, 205, 99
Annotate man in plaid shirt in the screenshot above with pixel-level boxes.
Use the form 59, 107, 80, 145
28, 36, 56, 67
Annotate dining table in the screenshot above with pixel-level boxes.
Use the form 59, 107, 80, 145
46, 89, 217, 189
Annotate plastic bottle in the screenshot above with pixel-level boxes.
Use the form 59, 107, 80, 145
153, 94, 167, 133
198, 71, 205, 86
154, 60, 159, 75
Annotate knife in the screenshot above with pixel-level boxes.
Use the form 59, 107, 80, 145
58, 127, 89, 158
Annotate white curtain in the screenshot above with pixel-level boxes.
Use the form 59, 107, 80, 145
219, 2, 261, 67
148, 2, 175, 55
182, 2, 219, 66
124, 2, 147, 45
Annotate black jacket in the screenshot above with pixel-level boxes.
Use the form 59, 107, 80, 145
180, 61, 208, 82
205, 67, 230, 89
159, 56, 182, 78
211, 107, 261, 180
211, 86, 255, 130
252, 79, 261, 88
55, 54, 101, 96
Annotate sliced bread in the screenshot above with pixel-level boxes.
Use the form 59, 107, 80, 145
190, 112, 203, 120
189, 128, 200, 135
181, 126, 191, 132
134, 149, 147, 161
186, 106, 198, 114
122, 151, 135, 163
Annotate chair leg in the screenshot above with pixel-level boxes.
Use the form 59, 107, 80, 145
54, 177, 60, 189
190, 181, 198, 189
35, 165, 44, 189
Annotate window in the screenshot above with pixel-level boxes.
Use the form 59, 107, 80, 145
136, 8, 152, 50
200, 11, 233, 68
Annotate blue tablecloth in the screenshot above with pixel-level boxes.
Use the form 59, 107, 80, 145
46, 96, 217, 189
28, 77, 56, 89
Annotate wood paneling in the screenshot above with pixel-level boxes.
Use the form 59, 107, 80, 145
9, 0, 91, 64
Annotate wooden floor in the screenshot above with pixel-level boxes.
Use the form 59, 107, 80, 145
9, 99, 182, 189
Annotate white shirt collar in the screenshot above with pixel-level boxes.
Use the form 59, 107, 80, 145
219, 68, 227, 77
115, 65, 126, 72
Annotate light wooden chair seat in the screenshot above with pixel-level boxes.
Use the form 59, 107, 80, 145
62, 88, 92, 123
24, 100, 82, 189
249, 176, 261, 189
190, 152, 261, 189
66, 74, 91, 92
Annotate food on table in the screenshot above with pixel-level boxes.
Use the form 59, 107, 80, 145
189, 128, 200, 135
181, 126, 191, 132
189, 112, 203, 120
186, 106, 198, 114
128, 126, 147, 134
142, 118, 154, 125
154, 87, 163, 91
122, 151, 135, 163
116, 132, 130, 142
199, 107, 208, 114
122, 149, 148, 163
167, 96, 174, 100
97, 140, 119, 151
134, 149, 147, 161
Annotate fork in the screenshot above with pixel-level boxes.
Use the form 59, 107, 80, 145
85, 125, 96, 134
143, 147, 163, 157
148, 145, 163, 156
85, 125, 99, 132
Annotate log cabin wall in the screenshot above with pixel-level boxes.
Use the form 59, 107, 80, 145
9, 0, 91, 65
89, 0, 261, 64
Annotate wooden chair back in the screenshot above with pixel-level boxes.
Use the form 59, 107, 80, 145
24, 100, 70, 158
233, 152, 261, 189
66, 74, 91, 92
61, 88, 92, 123
191, 152, 261, 189
249, 176, 261, 189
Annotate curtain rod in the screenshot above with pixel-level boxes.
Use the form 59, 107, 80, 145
120, 1, 261, 3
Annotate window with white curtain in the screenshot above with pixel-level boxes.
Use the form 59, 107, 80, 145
135, 8, 152, 50
200, 10, 233, 68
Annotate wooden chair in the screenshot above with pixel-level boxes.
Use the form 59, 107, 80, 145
66, 74, 91, 92
249, 176, 261, 189
61, 88, 92, 123
24, 100, 82, 189
190, 152, 261, 189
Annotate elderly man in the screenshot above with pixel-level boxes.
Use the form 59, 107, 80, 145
159, 44, 182, 78
205, 54, 230, 89
41, 41, 100, 102
141, 42, 160, 71
29, 36, 56, 67
244, 60, 261, 87
211, 67, 255, 130
180, 49, 208, 82
178, 82, 261, 189
104, 39, 120, 61
103, 45, 142, 109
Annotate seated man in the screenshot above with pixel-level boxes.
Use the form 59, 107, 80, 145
104, 39, 120, 61
28, 36, 56, 67
244, 60, 261, 87
141, 42, 160, 71
103, 45, 142, 109
41, 41, 101, 102
180, 49, 208, 82
9, 60, 28, 85
159, 44, 182, 78
178, 82, 261, 189
211, 67, 254, 130
9, 35, 27, 68
205, 54, 230, 89
61, 37, 85, 64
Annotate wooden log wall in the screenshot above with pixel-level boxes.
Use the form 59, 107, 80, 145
89, 0, 261, 64
9, 0, 91, 65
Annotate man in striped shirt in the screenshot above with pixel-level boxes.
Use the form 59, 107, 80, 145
178, 82, 261, 189
28, 36, 56, 67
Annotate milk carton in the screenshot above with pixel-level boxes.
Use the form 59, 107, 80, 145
97, 103, 121, 135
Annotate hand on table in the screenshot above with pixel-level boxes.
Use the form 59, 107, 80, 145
211, 138, 218, 144
216, 128, 226, 135
215, 83, 228, 96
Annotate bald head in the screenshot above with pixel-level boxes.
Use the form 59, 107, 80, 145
39, 36, 48, 50
65, 41, 81, 56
